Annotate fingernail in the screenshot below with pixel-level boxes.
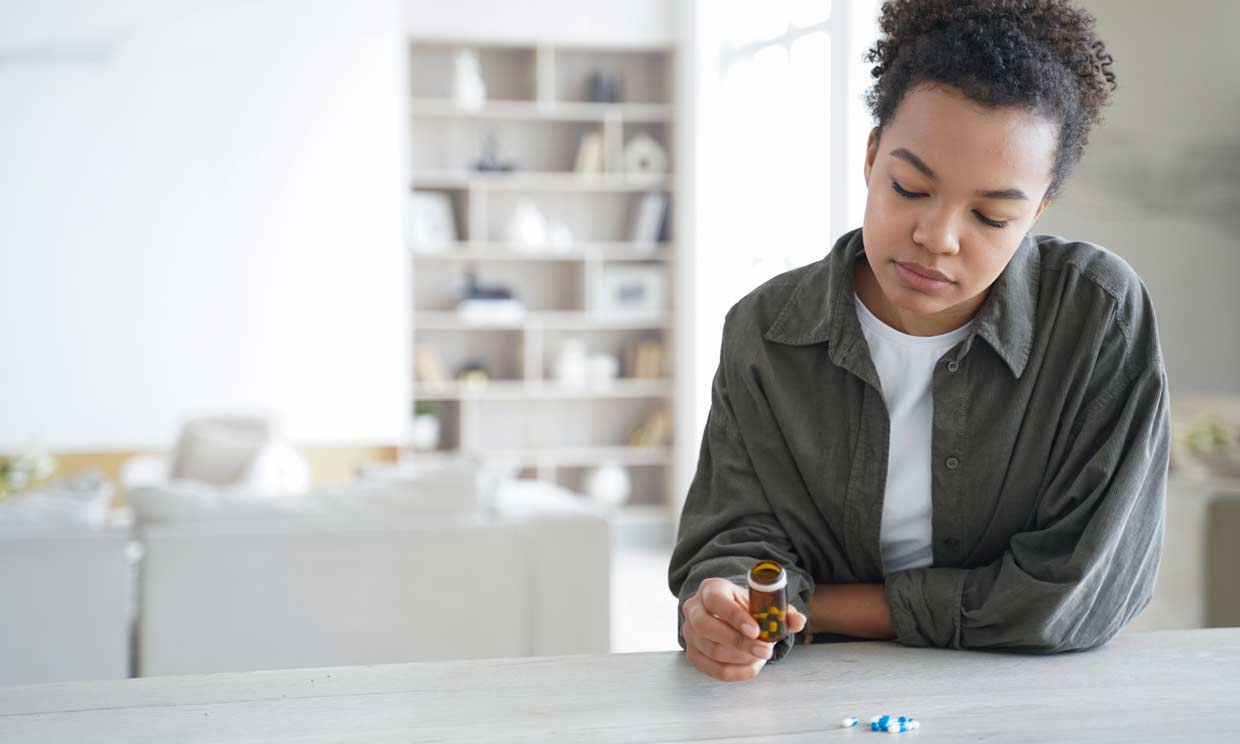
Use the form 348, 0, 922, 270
752, 644, 772, 659
743, 624, 759, 638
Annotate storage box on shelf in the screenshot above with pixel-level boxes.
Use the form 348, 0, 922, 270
407, 39, 678, 515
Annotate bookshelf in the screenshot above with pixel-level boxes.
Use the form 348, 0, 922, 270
406, 39, 679, 511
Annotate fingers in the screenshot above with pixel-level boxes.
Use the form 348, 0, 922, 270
696, 635, 773, 665
682, 579, 812, 682
685, 603, 772, 664
700, 580, 759, 639
685, 641, 766, 682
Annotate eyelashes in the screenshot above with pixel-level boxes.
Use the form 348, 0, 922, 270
890, 179, 925, 200
890, 179, 1010, 230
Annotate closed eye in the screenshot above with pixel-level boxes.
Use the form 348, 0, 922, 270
891, 179, 1011, 230
891, 179, 925, 199
973, 211, 1010, 229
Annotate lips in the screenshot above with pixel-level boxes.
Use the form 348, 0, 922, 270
897, 261, 952, 283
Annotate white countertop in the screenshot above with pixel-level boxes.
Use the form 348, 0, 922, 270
2, 628, 1237, 742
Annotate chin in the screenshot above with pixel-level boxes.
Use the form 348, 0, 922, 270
891, 289, 955, 315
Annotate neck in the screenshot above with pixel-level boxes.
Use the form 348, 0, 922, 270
853, 255, 985, 337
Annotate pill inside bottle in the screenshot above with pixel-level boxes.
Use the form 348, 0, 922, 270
747, 560, 788, 642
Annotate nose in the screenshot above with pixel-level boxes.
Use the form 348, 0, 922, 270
911, 208, 961, 257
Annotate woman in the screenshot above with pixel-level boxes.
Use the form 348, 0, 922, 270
669, 0, 1169, 682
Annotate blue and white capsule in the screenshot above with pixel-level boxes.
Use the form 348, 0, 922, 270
841, 716, 859, 728
884, 716, 919, 734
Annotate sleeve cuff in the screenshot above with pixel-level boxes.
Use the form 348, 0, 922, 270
884, 567, 968, 648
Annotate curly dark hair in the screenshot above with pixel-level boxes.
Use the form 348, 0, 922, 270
864, 0, 1116, 200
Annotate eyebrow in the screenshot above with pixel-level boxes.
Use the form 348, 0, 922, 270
890, 147, 1031, 201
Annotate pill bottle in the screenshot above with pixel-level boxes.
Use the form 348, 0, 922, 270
747, 560, 788, 642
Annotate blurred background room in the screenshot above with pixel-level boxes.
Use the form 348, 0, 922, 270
1, 0, 1237, 686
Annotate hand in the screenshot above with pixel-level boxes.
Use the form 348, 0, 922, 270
681, 577, 808, 682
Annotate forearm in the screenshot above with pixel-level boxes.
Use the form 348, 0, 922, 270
807, 583, 898, 640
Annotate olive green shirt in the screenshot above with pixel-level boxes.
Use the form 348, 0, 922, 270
669, 227, 1170, 660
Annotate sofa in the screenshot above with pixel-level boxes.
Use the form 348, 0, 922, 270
127, 469, 611, 676
0, 473, 133, 685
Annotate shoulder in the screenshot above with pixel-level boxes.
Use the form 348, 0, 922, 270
1034, 234, 1148, 305
721, 260, 824, 340
1032, 233, 1164, 379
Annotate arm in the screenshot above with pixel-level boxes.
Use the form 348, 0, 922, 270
885, 341, 1170, 653
668, 312, 813, 662
807, 583, 897, 640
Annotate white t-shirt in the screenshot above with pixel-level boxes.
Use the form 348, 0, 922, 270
853, 293, 976, 575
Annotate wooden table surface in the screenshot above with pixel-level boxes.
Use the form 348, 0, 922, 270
2, 629, 1237, 743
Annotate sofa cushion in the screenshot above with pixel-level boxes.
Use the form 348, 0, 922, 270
127, 459, 492, 524
168, 417, 271, 485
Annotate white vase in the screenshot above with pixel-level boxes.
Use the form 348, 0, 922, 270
505, 199, 548, 251
623, 133, 668, 175
554, 339, 589, 389
584, 462, 630, 507
411, 413, 441, 451
453, 49, 487, 112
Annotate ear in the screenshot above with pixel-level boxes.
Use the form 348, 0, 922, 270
863, 127, 880, 187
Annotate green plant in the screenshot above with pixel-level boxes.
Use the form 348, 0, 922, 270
0, 449, 57, 500
1184, 415, 1238, 456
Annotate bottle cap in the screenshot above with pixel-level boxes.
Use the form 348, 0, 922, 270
747, 560, 787, 592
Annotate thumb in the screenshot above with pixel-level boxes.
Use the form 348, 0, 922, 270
787, 605, 809, 633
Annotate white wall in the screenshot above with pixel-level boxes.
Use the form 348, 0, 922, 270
1037, 0, 1240, 395
0, 0, 409, 451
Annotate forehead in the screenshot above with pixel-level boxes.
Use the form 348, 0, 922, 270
883, 84, 1058, 189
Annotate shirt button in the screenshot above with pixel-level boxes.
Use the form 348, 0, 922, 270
945, 456, 960, 470
942, 537, 960, 547
947, 360, 960, 372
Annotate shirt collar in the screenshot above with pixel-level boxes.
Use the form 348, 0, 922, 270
764, 228, 1040, 379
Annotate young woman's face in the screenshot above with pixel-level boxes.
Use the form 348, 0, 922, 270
862, 84, 1057, 323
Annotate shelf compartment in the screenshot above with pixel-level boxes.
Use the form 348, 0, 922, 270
414, 378, 672, 401
411, 119, 603, 174
408, 399, 461, 453
412, 170, 672, 192
481, 191, 669, 243
410, 43, 537, 101
541, 328, 668, 381
413, 260, 584, 313
406, 445, 672, 468
413, 328, 525, 382
411, 241, 672, 262
410, 98, 674, 122
463, 397, 671, 451
553, 48, 674, 105
555, 463, 670, 508
413, 311, 670, 331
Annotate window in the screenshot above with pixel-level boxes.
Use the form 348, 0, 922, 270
678, 1, 879, 513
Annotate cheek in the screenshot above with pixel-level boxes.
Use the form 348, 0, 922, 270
958, 240, 1018, 290
862, 189, 905, 243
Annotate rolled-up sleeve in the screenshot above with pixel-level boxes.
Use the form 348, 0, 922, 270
886, 352, 1170, 653
668, 320, 814, 661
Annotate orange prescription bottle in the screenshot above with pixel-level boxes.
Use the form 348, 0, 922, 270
747, 560, 788, 643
